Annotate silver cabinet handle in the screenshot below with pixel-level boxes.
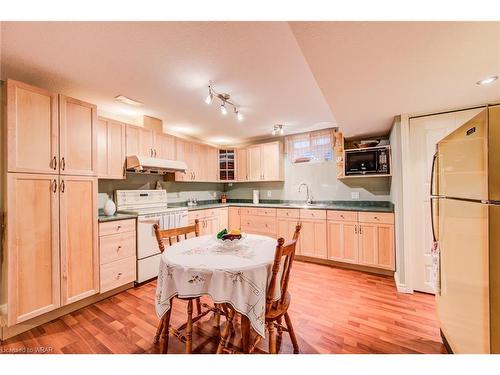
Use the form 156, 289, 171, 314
51, 156, 57, 170
154, 149, 157, 157
61, 157, 66, 171
60, 180, 65, 193
354, 225, 358, 234
52, 179, 58, 193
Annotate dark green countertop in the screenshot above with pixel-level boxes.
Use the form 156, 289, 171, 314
98, 213, 138, 223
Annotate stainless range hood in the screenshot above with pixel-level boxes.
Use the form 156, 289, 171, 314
126, 155, 188, 174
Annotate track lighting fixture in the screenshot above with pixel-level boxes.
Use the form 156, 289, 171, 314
204, 81, 244, 121
272, 124, 284, 136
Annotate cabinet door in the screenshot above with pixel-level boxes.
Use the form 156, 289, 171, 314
299, 219, 327, 259
262, 142, 282, 181
155, 132, 176, 160
358, 224, 378, 267
206, 146, 219, 182
139, 127, 154, 157
237, 148, 248, 181
97, 118, 126, 179
6, 173, 60, 326
247, 145, 262, 181
60, 176, 99, 305
228, 207, 241, 230
59, 95, 97, 176
376, 224, 395, 270
327, 220, 359, 263
126, 125, 140, 156
191, 143, 204, 181
7, 80, 59, 174
174, 138, 188, 181
218, 208, 229, 230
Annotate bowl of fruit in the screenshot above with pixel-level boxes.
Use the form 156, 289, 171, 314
215, 228, 246, 249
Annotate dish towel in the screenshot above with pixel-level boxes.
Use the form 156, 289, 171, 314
431, 241, 440, 294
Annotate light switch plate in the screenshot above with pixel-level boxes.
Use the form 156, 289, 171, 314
351, 191, 360, 200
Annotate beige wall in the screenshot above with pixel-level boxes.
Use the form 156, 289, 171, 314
226, 158, 391, 201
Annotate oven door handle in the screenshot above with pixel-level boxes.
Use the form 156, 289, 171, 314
139, 218, 161, 225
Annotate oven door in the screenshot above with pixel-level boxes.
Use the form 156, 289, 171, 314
137, 214, 162, 259
345, 150, 378, 174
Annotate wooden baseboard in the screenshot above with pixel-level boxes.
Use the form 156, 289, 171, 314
295, 255, 394, 277
0, 282, 134, 341
440, 329, 453, 354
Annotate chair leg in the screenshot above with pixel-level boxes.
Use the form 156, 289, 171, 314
160, 299, 173, 354
185, 300, 193, 354
213, 303, 222, 328
196, 298, 202, 316
276, 316, 283, 354
284, 312, 299, 354
154, 316, 164, 344
217, 308, 235, 354
268, 322, 277, 354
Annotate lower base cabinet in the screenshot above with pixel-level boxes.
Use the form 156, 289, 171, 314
228, 207, 241, 230
299, 219, 327, 259
327, 220, 359, 264
188, 208, 228, 236
98, 219, 137, 293
358, 223, 395, 270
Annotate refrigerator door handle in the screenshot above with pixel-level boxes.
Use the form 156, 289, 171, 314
430, 151, 438, 196
430, 196, 438, 243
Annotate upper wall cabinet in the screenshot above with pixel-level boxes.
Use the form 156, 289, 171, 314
154, 132, 176, 160
97, 117, 126, 179
236, 148, 248, 182
126, 125, 154, 158
59, 95, 97, 176
6, 80, 59, 174
245, 141, 284, 182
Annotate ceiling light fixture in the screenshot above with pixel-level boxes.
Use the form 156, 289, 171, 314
205, 81, 244, 121
476, 76, 498, 86
115, 95, 143, 106
272, 124, 284, 136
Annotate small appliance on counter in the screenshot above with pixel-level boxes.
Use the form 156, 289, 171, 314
253, 190, 259, 204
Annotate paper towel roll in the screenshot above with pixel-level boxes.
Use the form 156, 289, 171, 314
253, 190, 259, 204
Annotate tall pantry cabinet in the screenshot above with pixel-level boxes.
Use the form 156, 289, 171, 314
2, 79, 99, 327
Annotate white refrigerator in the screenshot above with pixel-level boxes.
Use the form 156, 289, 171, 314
431, 105, 500, 353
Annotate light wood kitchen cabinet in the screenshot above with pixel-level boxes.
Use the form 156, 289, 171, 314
218, 207, 229, 229
206, 146, 219, 182
236, 148, 248, 181
59, 176, 99, 305
240, 207, 277, 237
188, 208, 225, 235
327, 220, 359, 264
277, 217, 301, 253
154, 132, 176, 160
97, 117, 126, 179
59, 95, 97, 176
262, 141, 282, 180
126, 125, 154, 158
247, 144, 262, 181
99, 219, 136, 293
244, 141, 283, 182
228, 207, 241, 230
6, 173, 61, 326
358, 223, 395, 270
6, 80, 59, 174
299, 219, 327, 258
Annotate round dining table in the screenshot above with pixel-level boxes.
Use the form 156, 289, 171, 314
155, 233, 281, 352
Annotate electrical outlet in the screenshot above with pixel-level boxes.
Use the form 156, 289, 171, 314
267, 191, 272, 198
212, 191, 217, 198
351, 191, 360, 200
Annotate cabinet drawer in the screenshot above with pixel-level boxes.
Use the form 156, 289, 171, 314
100, 256, 136, 293
240, 207, 276, 217
358, 212, 394, 225
188, 209, 217, 222
99, 231, 136, 265
241, 216, 276, 235
299, 209, 326, 220
99, 219, 136, 236
327, 210, 358, 222
277, 208, 300, 219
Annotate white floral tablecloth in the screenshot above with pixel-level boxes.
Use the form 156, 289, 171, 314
155, 234, 280, 338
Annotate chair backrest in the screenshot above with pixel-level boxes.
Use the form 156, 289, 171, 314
153, 219, 200, 253
266, 223, 301, 312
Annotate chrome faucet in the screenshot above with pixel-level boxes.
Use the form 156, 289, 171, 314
298, 183, 312, 205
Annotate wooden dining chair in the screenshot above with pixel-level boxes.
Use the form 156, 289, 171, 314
153, 219, 203, 354
217, 223, 302, 354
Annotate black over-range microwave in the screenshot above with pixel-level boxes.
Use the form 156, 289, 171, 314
344, 146, 391, 175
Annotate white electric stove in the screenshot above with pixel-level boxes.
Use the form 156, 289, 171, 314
115, 189, 188, 283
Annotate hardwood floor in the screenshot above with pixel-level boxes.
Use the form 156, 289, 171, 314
0, 261, 446, 354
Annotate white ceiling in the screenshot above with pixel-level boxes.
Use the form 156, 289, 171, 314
0, 21, 335, 145
290, 21, 500, 137
1, 21, 499, 144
